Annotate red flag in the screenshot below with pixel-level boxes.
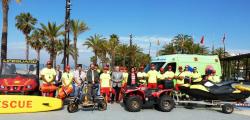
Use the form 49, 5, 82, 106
200, 36, 204, 45
222, 33, 226, 44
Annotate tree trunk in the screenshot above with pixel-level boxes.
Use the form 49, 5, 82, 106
1, 2, 8, 59
36, 49, 40, 61
94, 51, 97, 65
54, 54, 57, 69
25, 34, 29, 60
74, 36, 78, 67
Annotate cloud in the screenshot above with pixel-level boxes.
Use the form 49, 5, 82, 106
227, 49, 250, 56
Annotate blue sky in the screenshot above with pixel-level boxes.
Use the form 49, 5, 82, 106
1, 0, 250, 65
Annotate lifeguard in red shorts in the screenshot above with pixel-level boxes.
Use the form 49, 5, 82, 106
175, 66, 186, 91
147, 64, 158, 89
40, 61, 57, 97
58, 65, 74, 99
100, 67, 114, 102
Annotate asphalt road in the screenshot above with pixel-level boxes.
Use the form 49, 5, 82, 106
0, 103, 249, 120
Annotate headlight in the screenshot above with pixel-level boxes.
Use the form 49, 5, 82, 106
0, 85, 5, 89
27, 85, 32, 89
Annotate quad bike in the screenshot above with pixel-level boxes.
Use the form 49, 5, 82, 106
123, 83, 175, 112
67, 81, 107, 113
174, 77, 250, 114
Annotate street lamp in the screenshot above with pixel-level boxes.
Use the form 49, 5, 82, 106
63, 0, 71, 69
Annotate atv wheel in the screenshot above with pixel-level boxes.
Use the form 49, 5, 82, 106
157, 95, 175, 112
67, 102, 78, 113
125, 96, 142, 112
222, 104, 234, 114
98, 100, 107, 111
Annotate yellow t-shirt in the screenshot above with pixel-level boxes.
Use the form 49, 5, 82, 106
191, 72, 202, 82
40, 68, 56, 83
100, 73, 111, 88
158, 73, 166, 80
183, 71, 192, 78
61, 72, 74, 87
191, 72, 201, 79
147, 70, 158, 83
164, 71, 175, 80
175, 72, 186, 84
122, 72, 128, 84
137, 72, 147, 83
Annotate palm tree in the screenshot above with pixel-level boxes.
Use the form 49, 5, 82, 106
214, 47, 230, 59
83, 34, 106, 64
116, 44, 129, 66
29, 29, 45, 61
40, 22, 64, 67
97, 40, 109, 67
1, 0, 21, 59
172, 34, 193, 54
159, 43, 176, 55
15, 12, 37, 60
70, 20, 88, 66
58, 43, 79, 66
107, 34, 119, 68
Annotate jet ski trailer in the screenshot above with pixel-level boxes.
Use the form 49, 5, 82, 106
173, 92, 236, 114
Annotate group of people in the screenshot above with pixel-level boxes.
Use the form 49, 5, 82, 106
39, 60, 221, 103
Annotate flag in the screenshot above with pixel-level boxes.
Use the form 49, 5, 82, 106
200, 36, 204, 45
222, 33, 226, 44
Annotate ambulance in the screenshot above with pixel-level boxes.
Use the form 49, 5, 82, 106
145, 54, 222, 77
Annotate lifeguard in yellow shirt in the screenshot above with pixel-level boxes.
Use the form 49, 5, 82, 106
147, 64, 158, 88
137, 66, 147, 85
40, 61, 57, 97
175, 66, 186, 91
58, 65, 74, 99
191, 67, 202, 83
163, 66, 175, 89
100, 67, 113, 102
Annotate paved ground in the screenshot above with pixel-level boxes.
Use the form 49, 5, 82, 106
0, 103, 249, 120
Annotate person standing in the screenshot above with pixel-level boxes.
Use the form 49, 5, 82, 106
58, 65, 74, 99
100, 66, 113, 102
40, 61, 57, 97
147, 64, 158, 89
73, 64, 86, 97
164, 65, 175, 88
127, 67, 139, 87
86, 64, 100, 99
191, 67, 202, 83
55, 65, 62, 86
111, 66, 123, 103
183, 65, 192, 83
137, 66, 147, 85
175, 66, 186, 91
122, 67, 129, 88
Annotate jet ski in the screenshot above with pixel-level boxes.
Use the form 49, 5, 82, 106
179, 79, 250, 102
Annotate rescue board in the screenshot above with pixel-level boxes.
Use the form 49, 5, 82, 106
0, 95, 63, 114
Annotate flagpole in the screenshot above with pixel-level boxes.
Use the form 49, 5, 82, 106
223, 41, 226, 58
223, 33, 226, 58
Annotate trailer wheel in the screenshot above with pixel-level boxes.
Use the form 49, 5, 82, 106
67, 102, 78, 113
157, 95, 175, 112
222, 104, 234, 114
125, 96, 142, 112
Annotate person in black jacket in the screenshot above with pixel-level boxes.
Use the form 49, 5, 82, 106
127, 67, 139, 87
86, 64, 100, 99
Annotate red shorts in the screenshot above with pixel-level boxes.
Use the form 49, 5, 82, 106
101, 87, 115, 96
147, 83, 157, 89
